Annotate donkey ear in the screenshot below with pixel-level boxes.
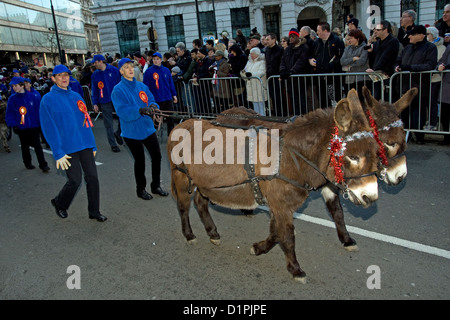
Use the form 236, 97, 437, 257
362, 86, 377, 110
394, 87, 418, 114
334, 98, 352, 132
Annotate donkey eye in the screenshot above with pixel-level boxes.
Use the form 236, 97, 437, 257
347, 155, 360, 163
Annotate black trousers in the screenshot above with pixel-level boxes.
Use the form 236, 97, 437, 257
124, 132, 161, 193
17, 127, 48, 169
55, 148, 100, 216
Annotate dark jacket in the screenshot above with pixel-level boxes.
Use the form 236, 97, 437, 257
279, 38, 310, 75
265, 44, 284, 77
395, 38, 437, 94
397, 24, 415, 48
435, 18, 450, 47
194, 57, 214, 79
369, 34, 400, 76
176, 50, 192, 75
311, 33, 345, 73
228, 44, 248, 76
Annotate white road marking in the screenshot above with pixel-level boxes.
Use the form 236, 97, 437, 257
293, 212, 450, 260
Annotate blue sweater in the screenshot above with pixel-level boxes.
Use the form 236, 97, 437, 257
111, 77, 159, 140
40, 85, 97, 161
6, 90, 42, 129
69, 76, 84, 98
143, 64, 177, 102
91, 64, 121, 105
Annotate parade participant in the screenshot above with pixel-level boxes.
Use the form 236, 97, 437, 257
143, 52, 178, 136
111, 58, 168, 200
39, 65, 106, 222
5, 77, 49, 172
91, 54, 122, 152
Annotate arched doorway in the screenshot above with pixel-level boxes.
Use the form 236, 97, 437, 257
297, 6, 327, 31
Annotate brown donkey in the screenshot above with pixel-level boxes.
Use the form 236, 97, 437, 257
167, 89, 380, 282
216, 87, 417, 251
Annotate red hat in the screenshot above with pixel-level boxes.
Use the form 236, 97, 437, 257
289, 28, 299, 37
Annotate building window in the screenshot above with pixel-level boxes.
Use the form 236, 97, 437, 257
199, 11, 216, 38
436, 0, 447, 21
265, 12, 280, 41
116, 19, 140, 58
231, 8, 250, 39
165, 14, 185, 48
401, 1, 418, 13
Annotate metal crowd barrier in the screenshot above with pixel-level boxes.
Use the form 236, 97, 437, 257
82, 85, 102, 121
389, 70, 450, 137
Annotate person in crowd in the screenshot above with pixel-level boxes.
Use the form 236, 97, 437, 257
347, 18, 359, 33
175, 42, 193, 110
207, 47, 216, 62
133, 52, 146, 68
235, 29, 247, 51
0, 95, 11, 153
242, 47, 267, 116
6, 76, 50, 172
395, 25, 437, 144
133, 60, 143, 82
398, 10, 417, 48
228, 44, 248, 107
280, 36, 289, 49
426, 26, 446, 131
309, 22, 345, 108
39, 65, 106, 222
221, 31, 229, 48
205, 40, 215, 51
436, 44, 450, 144
192, 39, 202, 50
209, 50, 232, 113
111, 58, 168, 200
366, 20, 400, 100
265, 33, 285, 116
280, 28, 310, 115
247, 35, 265, 56
340, 29, 369, 100
91, 54, 122, 152
435, 4, 450, 47
192, 47, 214, 113
144, 52, 178, 136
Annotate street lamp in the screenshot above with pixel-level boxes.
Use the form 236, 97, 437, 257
50, 0, 64, 64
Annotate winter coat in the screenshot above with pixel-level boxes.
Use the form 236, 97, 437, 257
369, 34, 400, 76
395, 39, 437, 96
265, 44, 284, 77
340, 41, 369, 83
311, 34, 345, 73
210, 58, 232, 99
437, 45, 450, 103
435, 18, 450, 46
242, 54, 267, 102
279, 38, 310, 75
432, 37, 446, 83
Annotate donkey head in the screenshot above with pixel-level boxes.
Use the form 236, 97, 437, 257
331, 89, 379, 208
362, 86, 417, 185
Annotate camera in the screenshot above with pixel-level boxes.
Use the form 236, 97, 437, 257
363, 44, 372, 50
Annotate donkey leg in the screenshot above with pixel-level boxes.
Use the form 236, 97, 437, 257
251, 213, 277, 255
171, 170, 196, 244
194, 190, 220, 245
322, 186, 358, 251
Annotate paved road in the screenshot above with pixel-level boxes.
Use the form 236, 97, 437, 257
1, 119, 449, 303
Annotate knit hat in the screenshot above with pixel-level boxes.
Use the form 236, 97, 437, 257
289, 28, 300, 37
214, 50, 225, 57
118, 58, 132, 70
91, 54, 105, 63
171, 66, 181, 74
52, 65, 72, 75
198, 46, 208, 56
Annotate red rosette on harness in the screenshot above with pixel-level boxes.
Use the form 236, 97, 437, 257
78, 100, 93, 128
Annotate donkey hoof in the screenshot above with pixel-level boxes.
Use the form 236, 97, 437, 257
344, 244, 359, 252
250, 247, 256, 255
294, 275, 307, 284
210, 238, 221, 246
187, 238, 198, 245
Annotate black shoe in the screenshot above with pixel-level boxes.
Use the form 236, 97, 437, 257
111, 146, 120, 153
137, 190, 153, 200
114, 132, 123, 145
51, 198, 68, 219
41, 166, 50, 173
89, 214, 107, 222
25, 164, 36, 170
151, 186, 169, 197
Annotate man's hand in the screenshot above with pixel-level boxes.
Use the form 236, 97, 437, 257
93, 151, 97, 157
56, 155, 72, 170
173, 96, 178, 104
93, 105, 99, 113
